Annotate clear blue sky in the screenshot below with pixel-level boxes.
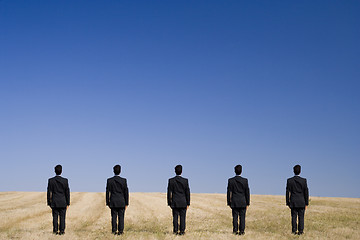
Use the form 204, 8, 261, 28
0, 0, 359, 197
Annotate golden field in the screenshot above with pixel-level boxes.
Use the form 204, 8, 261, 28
0, 192, 359, 239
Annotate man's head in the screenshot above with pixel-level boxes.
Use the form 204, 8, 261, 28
55, 165, 62, 175
293, 165, 301, 175
175, 165, 182, 175
113, 165, 121, 175
234, 165, 242, 175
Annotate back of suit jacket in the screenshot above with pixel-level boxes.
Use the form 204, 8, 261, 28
106, 176, 129, 208
167, 176, 190, 208
286, 176, 309, 208
227, 176, 250, 208
47, 176, 70, 208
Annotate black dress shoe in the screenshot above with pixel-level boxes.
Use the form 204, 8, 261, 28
239, 231, 245, 235
298, 231, 304, 235
118, 232, 123, 235
179, 231, 185, 235
112, 231, 117, 235
233, 231, 239, 235
53, 231, 58, 235
173, 231, 179, 235
292, 231, 297, 235
59, 231, 65, 235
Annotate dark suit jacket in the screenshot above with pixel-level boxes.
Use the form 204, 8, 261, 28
47, 175, 70, 208
106, 176, 129, 208
167, 176, 190, 208
227, 176, 250, 208
286, 175, 309, 208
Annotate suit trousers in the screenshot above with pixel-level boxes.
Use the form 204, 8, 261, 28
291, 207, 305, 233
232, 207, 247, 233
52, 207, 67, 232
111, 207, 125, 232
172, 207, 187, 233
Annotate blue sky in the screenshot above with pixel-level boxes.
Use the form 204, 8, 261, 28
0, 0, 359, 197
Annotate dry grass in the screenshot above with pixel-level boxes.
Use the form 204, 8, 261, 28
0, 192, 359, 239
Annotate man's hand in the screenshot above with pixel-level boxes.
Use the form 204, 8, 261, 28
187, 205, 189, 210
125, 206, 128, 210
246, 205, 249, 210
67, 205, 69, 210
305, 205, 307, 210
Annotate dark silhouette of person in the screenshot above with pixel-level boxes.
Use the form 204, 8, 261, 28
286, 164, 309, 235
167, 165, 190, 235
227, 164, 250, 235
106, 165, 129, 235
47, 164, 70, 235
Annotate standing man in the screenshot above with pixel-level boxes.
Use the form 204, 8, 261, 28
286, 164, 309, 235
47, 164, 70, 235
227, 164, 250, 235
167, 165, 190, 235
106, 165, 129, 235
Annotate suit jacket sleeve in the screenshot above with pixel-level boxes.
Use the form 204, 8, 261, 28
227, 179, 231, 206
124, 179, 129, 206
286, 179, 290, 206
304, 179, 309, 206
106, 179, 110, 206
47, 179, 51, 206
167, 180, 171, 206
65, 179, 70, 206
186, 179, 190, 206
245, 179, 250, 206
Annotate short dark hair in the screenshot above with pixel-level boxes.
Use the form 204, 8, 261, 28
293, 165, 301, 175
113, 165, 121, 175
234, 165, 242, 175
175, 165, 182, 175
55, 165, 62, 175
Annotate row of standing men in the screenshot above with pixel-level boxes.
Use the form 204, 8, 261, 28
47, 164, 309, 236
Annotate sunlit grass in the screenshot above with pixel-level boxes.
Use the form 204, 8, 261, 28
0, 192, 359, 239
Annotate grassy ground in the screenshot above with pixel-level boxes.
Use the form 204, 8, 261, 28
0, 192, 359, 239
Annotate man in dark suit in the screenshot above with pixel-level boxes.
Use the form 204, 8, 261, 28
286, 164, 309, 235
227, 164, 250, 235
167, 165, 190, 235
47, 164, 70, 235
106, 165, 129, 235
